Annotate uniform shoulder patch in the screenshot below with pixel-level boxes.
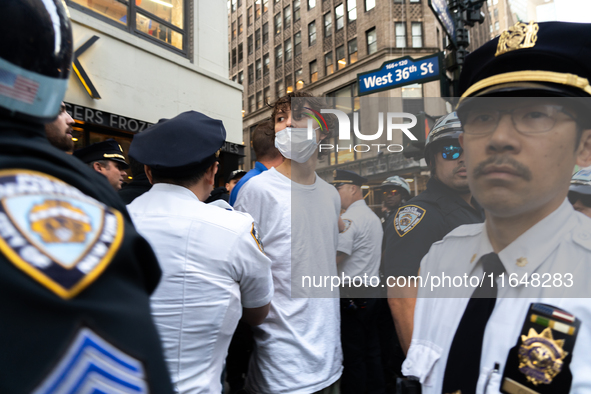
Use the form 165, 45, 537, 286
394, 205, 426, 237
341, 219, 352, 233
33, 327, 148, 394
0, 170, 124, 299
250, 222, 265, 254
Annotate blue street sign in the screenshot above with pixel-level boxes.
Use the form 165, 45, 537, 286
357, 53, 443, 96
429, 0, 456, 46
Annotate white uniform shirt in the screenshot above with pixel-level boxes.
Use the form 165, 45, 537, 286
403, 200, 591, 393
337, 199, 383, 279
235, 168, 343, 394
127, 183, 274, 394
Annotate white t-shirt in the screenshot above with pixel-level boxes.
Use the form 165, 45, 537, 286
337, 199, 384, 279
235, 168, 343, 394
128, 183, 273, 394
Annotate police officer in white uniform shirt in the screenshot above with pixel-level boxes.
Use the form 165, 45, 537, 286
332, 169, 385, 394
126, 111, 274, 394
403, 21, 591, 394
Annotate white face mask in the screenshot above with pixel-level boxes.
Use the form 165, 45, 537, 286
274, 127, 319, 163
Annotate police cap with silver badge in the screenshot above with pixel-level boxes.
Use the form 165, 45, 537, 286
332, 169, 367, 187
73, 139, 129, 169
458, 21, 591, 102
129, 110, 226, 177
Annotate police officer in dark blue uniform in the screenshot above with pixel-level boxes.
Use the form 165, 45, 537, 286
0, 1, 173, 392
381, 112, 484, 362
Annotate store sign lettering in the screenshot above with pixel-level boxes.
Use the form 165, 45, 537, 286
65, 103, 152, 133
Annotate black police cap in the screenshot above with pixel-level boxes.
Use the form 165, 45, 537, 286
331, 169, 367, 187
129, 110, 226, 174
459, 22, 591, 102
73, 139, 129, 169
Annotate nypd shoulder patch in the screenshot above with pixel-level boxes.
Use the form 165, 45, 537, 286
33, 327, 148, 394
341, 219, 352, 233
394, 205, 426, 237
250, 222, 264, 254
0, 170, 124, 299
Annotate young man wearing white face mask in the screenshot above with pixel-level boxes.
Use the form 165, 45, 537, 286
235, 92, 343, 394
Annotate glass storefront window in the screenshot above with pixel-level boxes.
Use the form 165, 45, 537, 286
136, 13, 183, 50
70, 0, 127, 25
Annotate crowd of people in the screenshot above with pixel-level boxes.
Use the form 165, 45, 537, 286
3, 1, 591, 393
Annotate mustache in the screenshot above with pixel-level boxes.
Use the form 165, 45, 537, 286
473, 156, 533, 181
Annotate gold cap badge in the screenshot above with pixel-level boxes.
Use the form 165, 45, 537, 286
496, 21, 539, 57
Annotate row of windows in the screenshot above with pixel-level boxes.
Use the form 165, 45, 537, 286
68, 0, 186, 53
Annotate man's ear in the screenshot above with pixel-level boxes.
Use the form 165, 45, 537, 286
144, 165, 154, 185
205, 162, 218, 186
459, 133, 465, 149
576, 129, 591, 168
92, 162, 103, 173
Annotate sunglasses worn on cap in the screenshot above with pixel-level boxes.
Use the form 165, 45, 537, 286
383, 190, 402, 196
440, 144, 463, 160
568, 193, 591, 207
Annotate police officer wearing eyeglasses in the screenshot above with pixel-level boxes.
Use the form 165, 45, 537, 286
404, 21, 591, 394
381, 112, 484, 369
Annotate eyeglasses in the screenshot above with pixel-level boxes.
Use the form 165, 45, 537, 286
440, 144, 463, 160
383, 189, 401, 196
460, 104, 576, 135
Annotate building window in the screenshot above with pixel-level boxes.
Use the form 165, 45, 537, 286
275, 12, 282, 35
395, 22, 406, 47
495, 21, 499, 31
275, 45, 283, 66
489, 24, 493, 33
263, 0, 269, 13
310, 60, 318, 82
336, 45, 346, 70
335, 4, 344, 31
255, 28, 261, 50
325, 51, 334, 75
248, 6, 253, 25
232, 21, 237, 39
366, 27, 377, 54
284, 5, 291, 25
238, 0, 242, 7
348, 0, 357, 21
239, 16, 244, 35
263, 53, 270, 75
285, 38, 292, 61
238, 43, 243, 63
276, 80, 284, 97
294, 0, 301, 22
249, 95, 255, 112
411, 22, 422, 47
365, 0, 375, 11
286, 74, 293, 93
257, 92, 263, 109
232, 0, 237, 12
308, 0, 316, 9
264, 87, 270, 105
263, 23, 269, 44
410, 0, 420, 3
295, 68, 304, 89
232, 48, 237, 67
324, 12, 332, 37
494, 8, 498, 19
348, 38, 358, 64
238, 71, 244, 84
394, 0, 403, 3
71, 0, 188, 51
256, 59, 262, 79
255, 0, 261, 18
248, 64, 254, 83
493, 0, 498, 4
294, 32, 302, 56
248, 34, 253, 54
308, 21, 317, 46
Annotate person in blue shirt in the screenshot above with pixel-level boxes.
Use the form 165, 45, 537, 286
229, 121, 284, 206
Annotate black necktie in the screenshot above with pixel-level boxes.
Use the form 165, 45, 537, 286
442, 253, 505, 394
